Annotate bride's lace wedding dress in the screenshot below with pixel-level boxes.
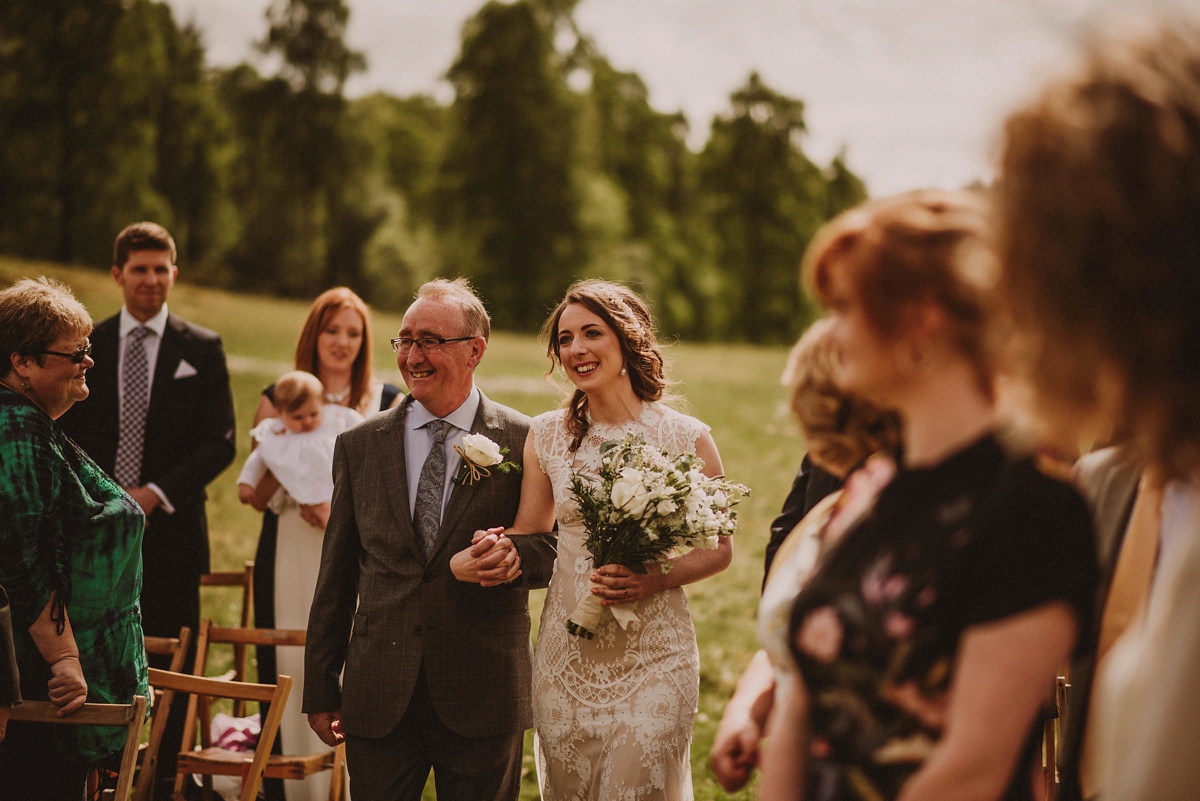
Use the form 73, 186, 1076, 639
531, 402, 706, 800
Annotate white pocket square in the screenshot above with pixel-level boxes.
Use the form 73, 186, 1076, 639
173, 360, 198, 379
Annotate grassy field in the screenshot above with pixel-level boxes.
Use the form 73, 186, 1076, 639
2, 256, 808, 800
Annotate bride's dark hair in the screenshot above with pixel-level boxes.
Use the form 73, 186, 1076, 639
542, 280, 666, 452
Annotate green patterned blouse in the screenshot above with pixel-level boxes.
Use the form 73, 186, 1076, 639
0, 385, 149, 764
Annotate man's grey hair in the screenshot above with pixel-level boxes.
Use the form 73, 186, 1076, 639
415, 278, 491, 341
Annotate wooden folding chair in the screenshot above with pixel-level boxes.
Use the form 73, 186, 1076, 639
9, 696, 147, 801
200, 561, 255, 711
152, 668, 290, 801
186, 619, 346, 801
132, 626, 192, 801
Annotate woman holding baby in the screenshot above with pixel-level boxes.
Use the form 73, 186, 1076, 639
239, 287, 401, 801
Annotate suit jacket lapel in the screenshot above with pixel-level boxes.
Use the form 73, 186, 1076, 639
145, 314, 184, 428
381, 396, 424, 562
426, 392, 501, 562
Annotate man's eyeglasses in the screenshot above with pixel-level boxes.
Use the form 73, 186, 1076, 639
35, 343, 93, 364
390, 336, 476, 354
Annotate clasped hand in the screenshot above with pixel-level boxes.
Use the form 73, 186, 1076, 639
450, 527, 521, 586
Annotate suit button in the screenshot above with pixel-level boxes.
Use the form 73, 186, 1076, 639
413, 625, 422, 635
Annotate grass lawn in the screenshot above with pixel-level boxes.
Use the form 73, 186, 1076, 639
2, 257, 808, 800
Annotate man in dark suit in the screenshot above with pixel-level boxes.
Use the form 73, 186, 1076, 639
58, 221, 236, 789
304, 278, 556, 801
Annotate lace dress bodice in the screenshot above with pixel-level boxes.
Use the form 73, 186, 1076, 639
531, 402, 708, 801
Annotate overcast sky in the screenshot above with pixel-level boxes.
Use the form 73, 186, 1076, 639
165, 0, 1199, 196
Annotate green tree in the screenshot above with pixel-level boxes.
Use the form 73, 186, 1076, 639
438, 0, 582, 330
0, 0, 146, 263
698, 72, 831, 343
261, 0, 365, 94
0, 0, 231, 268
348, 92, 450, 307
578, 56, 713, 337
222, 0, 374, 295
825, 149, 868, 218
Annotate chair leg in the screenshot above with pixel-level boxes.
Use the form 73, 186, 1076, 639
329, 743, 346, 801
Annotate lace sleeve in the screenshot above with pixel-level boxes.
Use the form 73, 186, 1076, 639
531, 410, 568, 484
652, 405, 711, 459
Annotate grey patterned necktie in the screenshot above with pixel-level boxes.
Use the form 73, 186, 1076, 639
413, 419, 450, 556
114, 325, 153, 486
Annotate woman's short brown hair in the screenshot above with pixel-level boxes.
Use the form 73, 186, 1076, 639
542, 280, 667, 452
0, 277, 92, 378
272, 371, 324, 415
783, 318, 902, 477
294, 287, 374, 415
997, 23, 1200, 474
803, 189, 998, 395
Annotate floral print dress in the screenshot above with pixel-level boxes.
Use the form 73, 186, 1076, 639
788, 434, 1098, 801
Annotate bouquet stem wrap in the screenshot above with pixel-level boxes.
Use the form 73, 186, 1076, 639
566, 581, 640, 639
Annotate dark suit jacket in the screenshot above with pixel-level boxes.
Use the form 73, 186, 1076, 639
303, 392, 558, 740
763, 454, 843, 588
1058, 446, 1141, 801
58, 311, 237, 578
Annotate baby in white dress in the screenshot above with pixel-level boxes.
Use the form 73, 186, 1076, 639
236, 370, 364, 507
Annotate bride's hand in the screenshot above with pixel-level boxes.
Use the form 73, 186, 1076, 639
591, 563, 666, 605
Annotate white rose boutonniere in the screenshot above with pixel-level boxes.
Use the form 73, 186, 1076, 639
453, 433, 521, 485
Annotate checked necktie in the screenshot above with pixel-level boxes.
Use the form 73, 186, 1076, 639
114, 325, 153, 487
413, 419, 450, 557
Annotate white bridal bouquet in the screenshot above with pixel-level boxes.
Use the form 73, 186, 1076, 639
566, 432, 749, 639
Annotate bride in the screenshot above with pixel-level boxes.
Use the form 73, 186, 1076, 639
503, 279, 732, 800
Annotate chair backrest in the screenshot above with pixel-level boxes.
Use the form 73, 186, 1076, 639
9, 696, 147, 801
181, 621, 309, 777
133, 626, 192, 801
150, 667, 291, 801
199, 561, 255, 629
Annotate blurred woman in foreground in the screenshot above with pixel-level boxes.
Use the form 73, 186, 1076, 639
710, 317, 901, 792
997, 23, 1200, 800
758, 190, 1098, 801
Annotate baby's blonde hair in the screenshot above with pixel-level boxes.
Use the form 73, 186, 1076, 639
274, 371, 324, 414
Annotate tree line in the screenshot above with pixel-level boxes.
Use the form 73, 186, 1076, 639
0, 0, 867, 342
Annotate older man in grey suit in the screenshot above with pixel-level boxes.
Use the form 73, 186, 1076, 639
304, 279, 556, 801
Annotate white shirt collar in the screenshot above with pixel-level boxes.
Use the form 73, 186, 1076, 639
119, 304, 169, 339
407, 386, 481, 434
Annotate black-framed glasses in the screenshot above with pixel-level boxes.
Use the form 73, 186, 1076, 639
35, 343, 92, 364
390, 336, 476, 354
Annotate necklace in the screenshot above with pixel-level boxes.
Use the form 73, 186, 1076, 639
324, 386, 351, 405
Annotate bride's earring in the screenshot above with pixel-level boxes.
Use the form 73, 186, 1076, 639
620, 366, 627, 376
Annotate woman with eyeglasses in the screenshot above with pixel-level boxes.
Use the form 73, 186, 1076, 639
0, 277, 149, 799
239, 286, 400, 801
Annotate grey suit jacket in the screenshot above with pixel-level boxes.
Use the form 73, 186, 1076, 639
1058, 446, 1141, 801
303, 392, 557, 739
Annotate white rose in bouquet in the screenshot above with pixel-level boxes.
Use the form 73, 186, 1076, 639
460, 433, 504, 467
610, 468, 653, 519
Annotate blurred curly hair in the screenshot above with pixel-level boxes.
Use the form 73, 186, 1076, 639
802, 189, 999, 398
783, 318, 902, 477
997, 22, 1200, 474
